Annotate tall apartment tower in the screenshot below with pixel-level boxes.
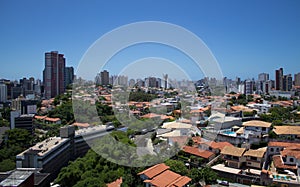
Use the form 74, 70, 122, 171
100, 70, 109, 85
283, 74, 292, 91
65, 66, 74, 87
275, 68, 283, 90
43, 51, 66, 99
0, 83, 7, 102
295, 72, 300, 87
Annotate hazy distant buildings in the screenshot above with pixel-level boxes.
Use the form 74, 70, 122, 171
43, 51, 66, 99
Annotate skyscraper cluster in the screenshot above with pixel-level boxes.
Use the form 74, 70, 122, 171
43, 51, 74, 99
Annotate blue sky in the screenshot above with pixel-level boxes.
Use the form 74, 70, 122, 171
0, 0, 300, 81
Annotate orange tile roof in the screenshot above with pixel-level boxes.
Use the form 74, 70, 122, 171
192, 136, 203, 144
138, 163, 170, 179
182, 146, 215, 159
147, 170, 181, 187
210, 141, 234, 151
141, 113, 161, 119
167, 176, 191, 187
281, 148, 300, 159
107, 177, 122, 187
272, 155, 297, 170
35, 115, 46, 120
72, 122, 90, 128
45, 117, 61, 122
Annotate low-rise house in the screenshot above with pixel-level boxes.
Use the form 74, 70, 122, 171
198, 141, 233, 154
243, 147, 266, 169
182, 146, 215, 162
221, 146, 246, 168
273, 126, 300, 140
267, 141, 300, 175
242, 120, 271, 139
138, 163, 191, 187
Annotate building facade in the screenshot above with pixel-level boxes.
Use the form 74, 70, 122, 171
43, 51, 66, 99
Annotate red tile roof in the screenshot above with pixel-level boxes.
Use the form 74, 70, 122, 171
281, 148, 300, 159
272, 155, 297, 170
107, 177, 122, 187
145, 170, 191, 187
167, 176, 192, 187
45, 117, 61, 122
138, 163, 170, 179
210, 141, 234, 151
182, 146, 215, 159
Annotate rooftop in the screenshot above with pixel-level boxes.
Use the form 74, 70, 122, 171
221, 146, 246, 157
17, 137, 68, 157
244, 147, 266, 158
273, 126, 300, 135
242, 120, 271, 128
145, 170, 191, 187
138, 163, 169, 179
272, 155, 297, 170
268, 141, 300, 148
162, 121, 192, 129
182, 146, 215, 159
0, 170, 33, 186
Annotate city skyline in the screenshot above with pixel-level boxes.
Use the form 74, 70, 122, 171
1, 1, 300, 80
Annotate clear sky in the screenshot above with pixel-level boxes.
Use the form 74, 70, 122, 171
0, 0, 300, 81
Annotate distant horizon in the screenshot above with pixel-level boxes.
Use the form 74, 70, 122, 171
1, 1, 300, 81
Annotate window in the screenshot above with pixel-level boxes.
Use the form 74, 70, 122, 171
248, 162, 252, 165
290, 158, 294, 162
270, 148, 274, 152
276, 148, 279, 152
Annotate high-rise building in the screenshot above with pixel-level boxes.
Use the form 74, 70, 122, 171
283, 74, 292, 91
275, 68, 283, 90
65, 67, 74, 87
43, 51, 66, 99
0, 83, 7, 102
295, 72, 300, 87
258, 73, 269, 82
244, 80, 253, 95
100, 70, 109, 85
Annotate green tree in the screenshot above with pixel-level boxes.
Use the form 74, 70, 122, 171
165, 159, 188, 176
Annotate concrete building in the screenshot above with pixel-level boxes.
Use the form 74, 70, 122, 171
64, 66, 74, 88
10, 112, 34, 134
244, 80, 254, 95
295, 72, 300, 87
283, 74, 293, 91
43, 51, 66, 99
16, 125, 112, 182
100, 70, 109, 85
275, 68, 283, 90
0, 83, 7, 102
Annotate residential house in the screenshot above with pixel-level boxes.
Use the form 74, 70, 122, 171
242, 120, 271, 139
182, 146, 215, 162
138, 163, 191, 187
273, 126, 300, 140
221, 146, 246, 168
243, 147, 266, 169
